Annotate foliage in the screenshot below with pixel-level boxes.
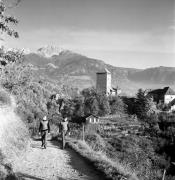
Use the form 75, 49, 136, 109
83, 88, 99, 116
0, 48, 24, 65
123, 89, 157, 126
122, 96, 137, 115
82, 88, 124, 117
109, 95, 125, 114
0, 0, 20, 38
97, 93, 111, 116
72, 96, 84, 118
135, 89, 151, 119
0, 50, 68, 136
60, 98, 75, 118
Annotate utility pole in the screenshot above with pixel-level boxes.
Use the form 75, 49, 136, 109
162, 169, 166, 180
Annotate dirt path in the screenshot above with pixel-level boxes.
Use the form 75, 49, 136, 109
13, 139, 105, 180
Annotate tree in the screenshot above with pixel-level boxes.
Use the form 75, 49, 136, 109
73, 96, 84, 118
135, 89, 152, 119
82, 88, 99, 116
84, 95, 99, 116
97, 93, 110, 116
0, 0, 20, 38
0, 0, 23, 66
109, 96, 124, 114
122, 96, 137, 115
60, 99, 75, 118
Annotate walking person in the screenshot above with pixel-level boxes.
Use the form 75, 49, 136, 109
39, 115, 50, 149
59, 116, 70, 149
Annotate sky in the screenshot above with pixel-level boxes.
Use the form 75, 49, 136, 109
1, 0, 175, 69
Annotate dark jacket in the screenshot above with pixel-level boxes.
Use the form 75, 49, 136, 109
39, 120, 50, 133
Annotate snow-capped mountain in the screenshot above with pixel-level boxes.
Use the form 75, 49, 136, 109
37, 45, 64, 57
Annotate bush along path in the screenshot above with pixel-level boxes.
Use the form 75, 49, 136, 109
13, 138, 107, 180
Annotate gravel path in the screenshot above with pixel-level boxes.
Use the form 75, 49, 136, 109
13, 139, 105, 180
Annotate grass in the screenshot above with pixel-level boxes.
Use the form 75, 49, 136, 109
67, 121, 139, 180
67, 139, 138, 180
0, 89, 30, 179
68, 114, 164, 180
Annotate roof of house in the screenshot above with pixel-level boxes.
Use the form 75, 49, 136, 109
85, 114, 99, 119
148, 87, 175, 96
96, 68, 111, 74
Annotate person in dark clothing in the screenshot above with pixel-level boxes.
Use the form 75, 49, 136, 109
39, 115, 50, 149
59, 117, 70, 149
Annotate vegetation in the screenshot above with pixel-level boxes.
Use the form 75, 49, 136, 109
67, 88, 175, 180
0, 0, 19, 39
0, 89, 29, 180
1, 2, 175, 179
1, 46, 175, 179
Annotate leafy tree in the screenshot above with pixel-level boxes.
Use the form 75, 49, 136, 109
0, 48, 24, 65
97, 93, 110, 116
122, 96, 137, 115
60, 99, 75, 118
109, 96, 124, 114
73, 96, 84, 118
0, 0, 20, 38
82, 87, 97, 98
84, 95, 99, 116
82, 88, 99, 116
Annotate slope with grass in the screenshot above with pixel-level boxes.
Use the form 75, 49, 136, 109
0, 89, 29, 179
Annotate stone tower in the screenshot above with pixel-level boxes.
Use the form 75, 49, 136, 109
96, 68, 112, 95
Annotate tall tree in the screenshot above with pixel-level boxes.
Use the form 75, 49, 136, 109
135, 89, 152, 120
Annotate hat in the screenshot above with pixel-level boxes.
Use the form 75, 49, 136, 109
63, 117, 68, 121
43, 116, 47, 120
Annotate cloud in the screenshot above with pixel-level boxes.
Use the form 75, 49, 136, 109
4, 27, 174, 54
3, 27, 174, 68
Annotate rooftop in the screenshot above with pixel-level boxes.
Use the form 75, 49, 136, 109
148, 87, 175, 96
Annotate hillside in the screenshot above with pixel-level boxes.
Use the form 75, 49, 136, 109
129, 66, 175, 84
0, 90, 29, 178
24, 46, 175, 95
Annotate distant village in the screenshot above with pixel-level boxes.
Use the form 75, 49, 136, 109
96, 68, 175, 112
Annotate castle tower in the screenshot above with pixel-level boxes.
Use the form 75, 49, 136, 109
96, 68, 112, 95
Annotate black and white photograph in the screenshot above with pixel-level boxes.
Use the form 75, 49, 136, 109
0, 0, 175, 179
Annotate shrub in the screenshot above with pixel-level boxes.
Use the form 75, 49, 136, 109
85, 133, 106, 152
109, 96, 125, 114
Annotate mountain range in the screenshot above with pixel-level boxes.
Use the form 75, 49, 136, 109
23, 46, 175, 95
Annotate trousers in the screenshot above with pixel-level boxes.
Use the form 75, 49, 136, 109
61, 130, 67, 149
41, 130, 48, 148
